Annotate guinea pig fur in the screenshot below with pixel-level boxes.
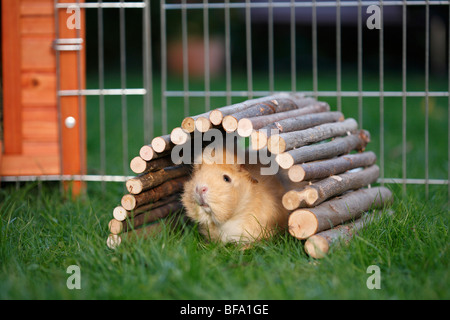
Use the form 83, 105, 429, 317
182, 148, 289, 244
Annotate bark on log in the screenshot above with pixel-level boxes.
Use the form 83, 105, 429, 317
124, 201, 183, 231
288, 151, 377, 182
240, 102, 332, 136
126, 165, 190, 194
282, 165, 380, 210
129, 155, 174, 174
113, 193, 181, 222
250, 110, 341, 149
121, 176, 188, 210
107, 214, 188, 249
151, 134, 174, 153
288, 186, 393, 240
208, 93, 300, 126
275, 130, 371, 169
268, 118, 358, 154
304, 210, 393, 259
222, 97, 316, 133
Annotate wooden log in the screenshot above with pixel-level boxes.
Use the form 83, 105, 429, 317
282, 165, 380, 210
268, 118, 358, 154
125, 201, 183, 231
107, 214, 188, 249
108, 218, 124, 235
113, 206, 128, 222
239, 102, 332, 138
275, 130, 371, 169
151, 134, 174, 153
113, 193, 181, 222
288, 151, 377, 182
222, 97, 316, 133
121, 176, 188, 211
126, 165, 190, 194
170, 127, 191, 145
129, 155, 174, 174
182, 111, 210, 133
288, 186, 393, 240
250, 110, 341, 149
106, 233, 122, 249
304, 210, 393, 259
208, 93, 298, 126
139, 145, 172, 161
195, 116, 213, 133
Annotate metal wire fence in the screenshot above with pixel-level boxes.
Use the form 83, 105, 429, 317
4, 0, 449, 200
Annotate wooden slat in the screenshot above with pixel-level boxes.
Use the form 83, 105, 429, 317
2, 0, 23, 154
1, 154, 60, 176
22, 72, 57, 106
20, 0, 54, 16
22, 106, 57, 122
22, 141, 59, 156
22, 120, 58, 142
21, 36, 56, 72
21, 16, 55, 35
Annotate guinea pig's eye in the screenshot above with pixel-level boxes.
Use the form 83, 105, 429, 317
223, 174, 232, 183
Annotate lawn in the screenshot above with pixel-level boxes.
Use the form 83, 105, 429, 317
0, 71, 449, 300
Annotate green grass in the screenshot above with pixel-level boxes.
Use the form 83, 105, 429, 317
0, 71, 449, 299
0, 183, 448, 299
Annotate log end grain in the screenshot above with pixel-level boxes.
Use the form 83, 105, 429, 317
106, 234, 122, 249
304, 235, 329, 259
250, 130, 268, 150
139, 145, 154, 161
237, 118, 254, 137
282, 190, 302, 211
108, 219, 124, 235
126, 178, 144, 195
267, 134, 286, 154
288, 164, 306, 182
181, 117, 196, 133
303, 188, 320, 207
170, 127, 190, 145
288, 209, 318, 240
113, 206, 128, 222
151, 136, 170, 153
275, 153, 294, 169
195, 116, 212, 132
209, 109, 223, 126
130, 156, 147, 174
222, 115, 238, 133
121, 194, 137, 211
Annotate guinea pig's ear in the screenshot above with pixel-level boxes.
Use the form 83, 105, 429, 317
239, 164, 259, 184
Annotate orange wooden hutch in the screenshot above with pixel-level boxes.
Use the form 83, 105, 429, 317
1, 0, 86, 193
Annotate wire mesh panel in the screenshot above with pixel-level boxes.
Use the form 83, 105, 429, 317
3, 0, 449, 200
159, 0, 450, 199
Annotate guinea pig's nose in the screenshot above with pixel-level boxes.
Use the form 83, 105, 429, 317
196, 185, 208, 195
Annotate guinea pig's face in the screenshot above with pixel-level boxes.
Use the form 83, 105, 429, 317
183, 164, 255, 225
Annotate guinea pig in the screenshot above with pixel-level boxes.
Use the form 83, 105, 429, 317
181, 147, 289, 244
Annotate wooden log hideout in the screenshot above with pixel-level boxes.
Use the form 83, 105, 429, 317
107, 92, 394, 258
